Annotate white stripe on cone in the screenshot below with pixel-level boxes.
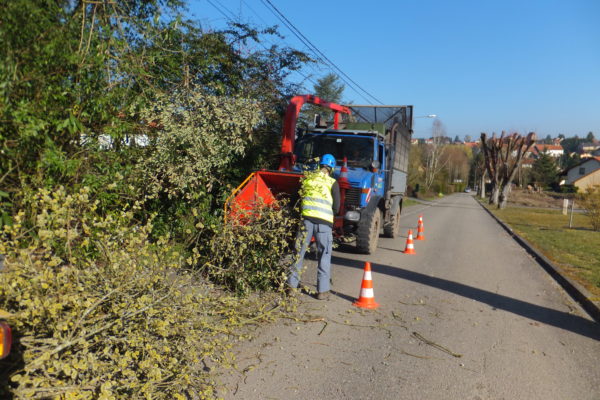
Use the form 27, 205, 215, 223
363, 271, 372, 280
360, 288, 374, 298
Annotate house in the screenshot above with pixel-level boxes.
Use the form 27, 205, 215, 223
577, 142, 600, 158
520, 158, 535, 169
531, 144, 564, 158
563, 157, 600, 190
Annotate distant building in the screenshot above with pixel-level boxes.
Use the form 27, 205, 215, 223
531, 144, 564, 158
520, 158, 535, 169
577, 142, 600, 158
562, 157, 600, 190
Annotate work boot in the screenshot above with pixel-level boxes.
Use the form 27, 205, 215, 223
316, 291, 330, 300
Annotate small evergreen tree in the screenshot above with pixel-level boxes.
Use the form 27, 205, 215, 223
303, 73, 345, 126
532, 152, 558, 188
587, 131, 595, 142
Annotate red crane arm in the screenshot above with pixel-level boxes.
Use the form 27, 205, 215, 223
279, 95, 352, 171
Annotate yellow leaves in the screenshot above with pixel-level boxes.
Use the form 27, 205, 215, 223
0, 186, 295, 399
47, 256, 62, 267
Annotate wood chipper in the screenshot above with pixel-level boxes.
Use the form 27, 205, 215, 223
226, 95, 414, 254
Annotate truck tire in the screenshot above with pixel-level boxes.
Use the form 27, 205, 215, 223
356, 208, 381, 254
383, 209, 401, 238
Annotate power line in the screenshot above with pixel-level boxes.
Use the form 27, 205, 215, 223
259, 0, 384, 105
239, 0, 328, 82
203, 0, 319, 87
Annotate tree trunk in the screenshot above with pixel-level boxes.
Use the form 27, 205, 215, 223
490, 184, 500, 205
480, 171, 486, 199
498, 183, 511, 209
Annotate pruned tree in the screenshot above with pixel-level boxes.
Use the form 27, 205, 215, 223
480, 131, 536, 208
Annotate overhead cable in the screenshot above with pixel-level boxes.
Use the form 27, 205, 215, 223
260, 0, 384, 105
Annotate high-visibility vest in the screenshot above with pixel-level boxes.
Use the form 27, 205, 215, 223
301, 171, 336, 223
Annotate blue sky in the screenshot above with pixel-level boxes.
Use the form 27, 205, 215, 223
188, 0, 600, 139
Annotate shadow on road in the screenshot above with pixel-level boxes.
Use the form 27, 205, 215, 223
431, 204, 482, 210
332, 255, 600, 341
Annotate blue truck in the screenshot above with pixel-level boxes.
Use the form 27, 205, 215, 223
293, 104, 413, 253
227, 96, 413, 254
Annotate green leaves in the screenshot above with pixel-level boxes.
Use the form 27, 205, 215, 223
139, 90, 262, 201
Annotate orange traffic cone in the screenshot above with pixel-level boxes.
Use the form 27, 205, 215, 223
403, 229, 416, 254
338, 157, 351, 189
416, 215, 425, 240
353, 262, 380, 309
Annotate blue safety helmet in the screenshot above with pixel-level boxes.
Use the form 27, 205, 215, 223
320, 154, 336, 169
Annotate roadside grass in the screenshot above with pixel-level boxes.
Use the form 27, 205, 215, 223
491, 206, 600, 298
403, 198, 420, 207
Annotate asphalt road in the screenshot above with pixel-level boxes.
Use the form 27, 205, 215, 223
219, 193, 600, 400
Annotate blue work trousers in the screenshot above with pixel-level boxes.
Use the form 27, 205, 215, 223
287, 219, 333, 293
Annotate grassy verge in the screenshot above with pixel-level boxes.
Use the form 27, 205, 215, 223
490, 206, 600, 298
403, 198, 420, 207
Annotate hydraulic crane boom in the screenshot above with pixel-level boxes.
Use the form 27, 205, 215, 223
278, 95, 352, 171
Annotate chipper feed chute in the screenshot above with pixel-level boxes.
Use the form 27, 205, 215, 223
225, 171, 302, 220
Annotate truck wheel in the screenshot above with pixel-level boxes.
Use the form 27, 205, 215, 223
356, 209, 381, 254
383, 210, 401, 238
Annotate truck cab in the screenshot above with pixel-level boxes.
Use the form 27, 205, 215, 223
294, 129, 385, 207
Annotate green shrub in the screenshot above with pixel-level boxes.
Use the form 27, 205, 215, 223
579, 185, 600, 231
139, 91, 262, 202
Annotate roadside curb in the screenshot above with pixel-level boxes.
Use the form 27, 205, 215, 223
477, 199, 600, 323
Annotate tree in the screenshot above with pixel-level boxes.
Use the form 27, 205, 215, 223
0, 0, 313, 198
532, 152, 558, 189
442, 145, 471, 188
480, 131, 536, 208
407, 143, 425, 191
587, 131, 595, 142
303, 73, 345, 126
559, 152, 580, 170
464, 134, 472, 143
424, 119, 448, 191
561, 136, 582, 154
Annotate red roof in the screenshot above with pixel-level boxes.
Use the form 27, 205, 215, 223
534, 144, 563, 151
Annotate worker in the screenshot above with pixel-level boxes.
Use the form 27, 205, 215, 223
287, 154, 340, 300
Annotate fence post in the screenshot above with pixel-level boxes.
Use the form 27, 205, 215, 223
569, 199, 575, 229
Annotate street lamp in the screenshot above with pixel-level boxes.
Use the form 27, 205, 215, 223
412, 114, 437, 141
